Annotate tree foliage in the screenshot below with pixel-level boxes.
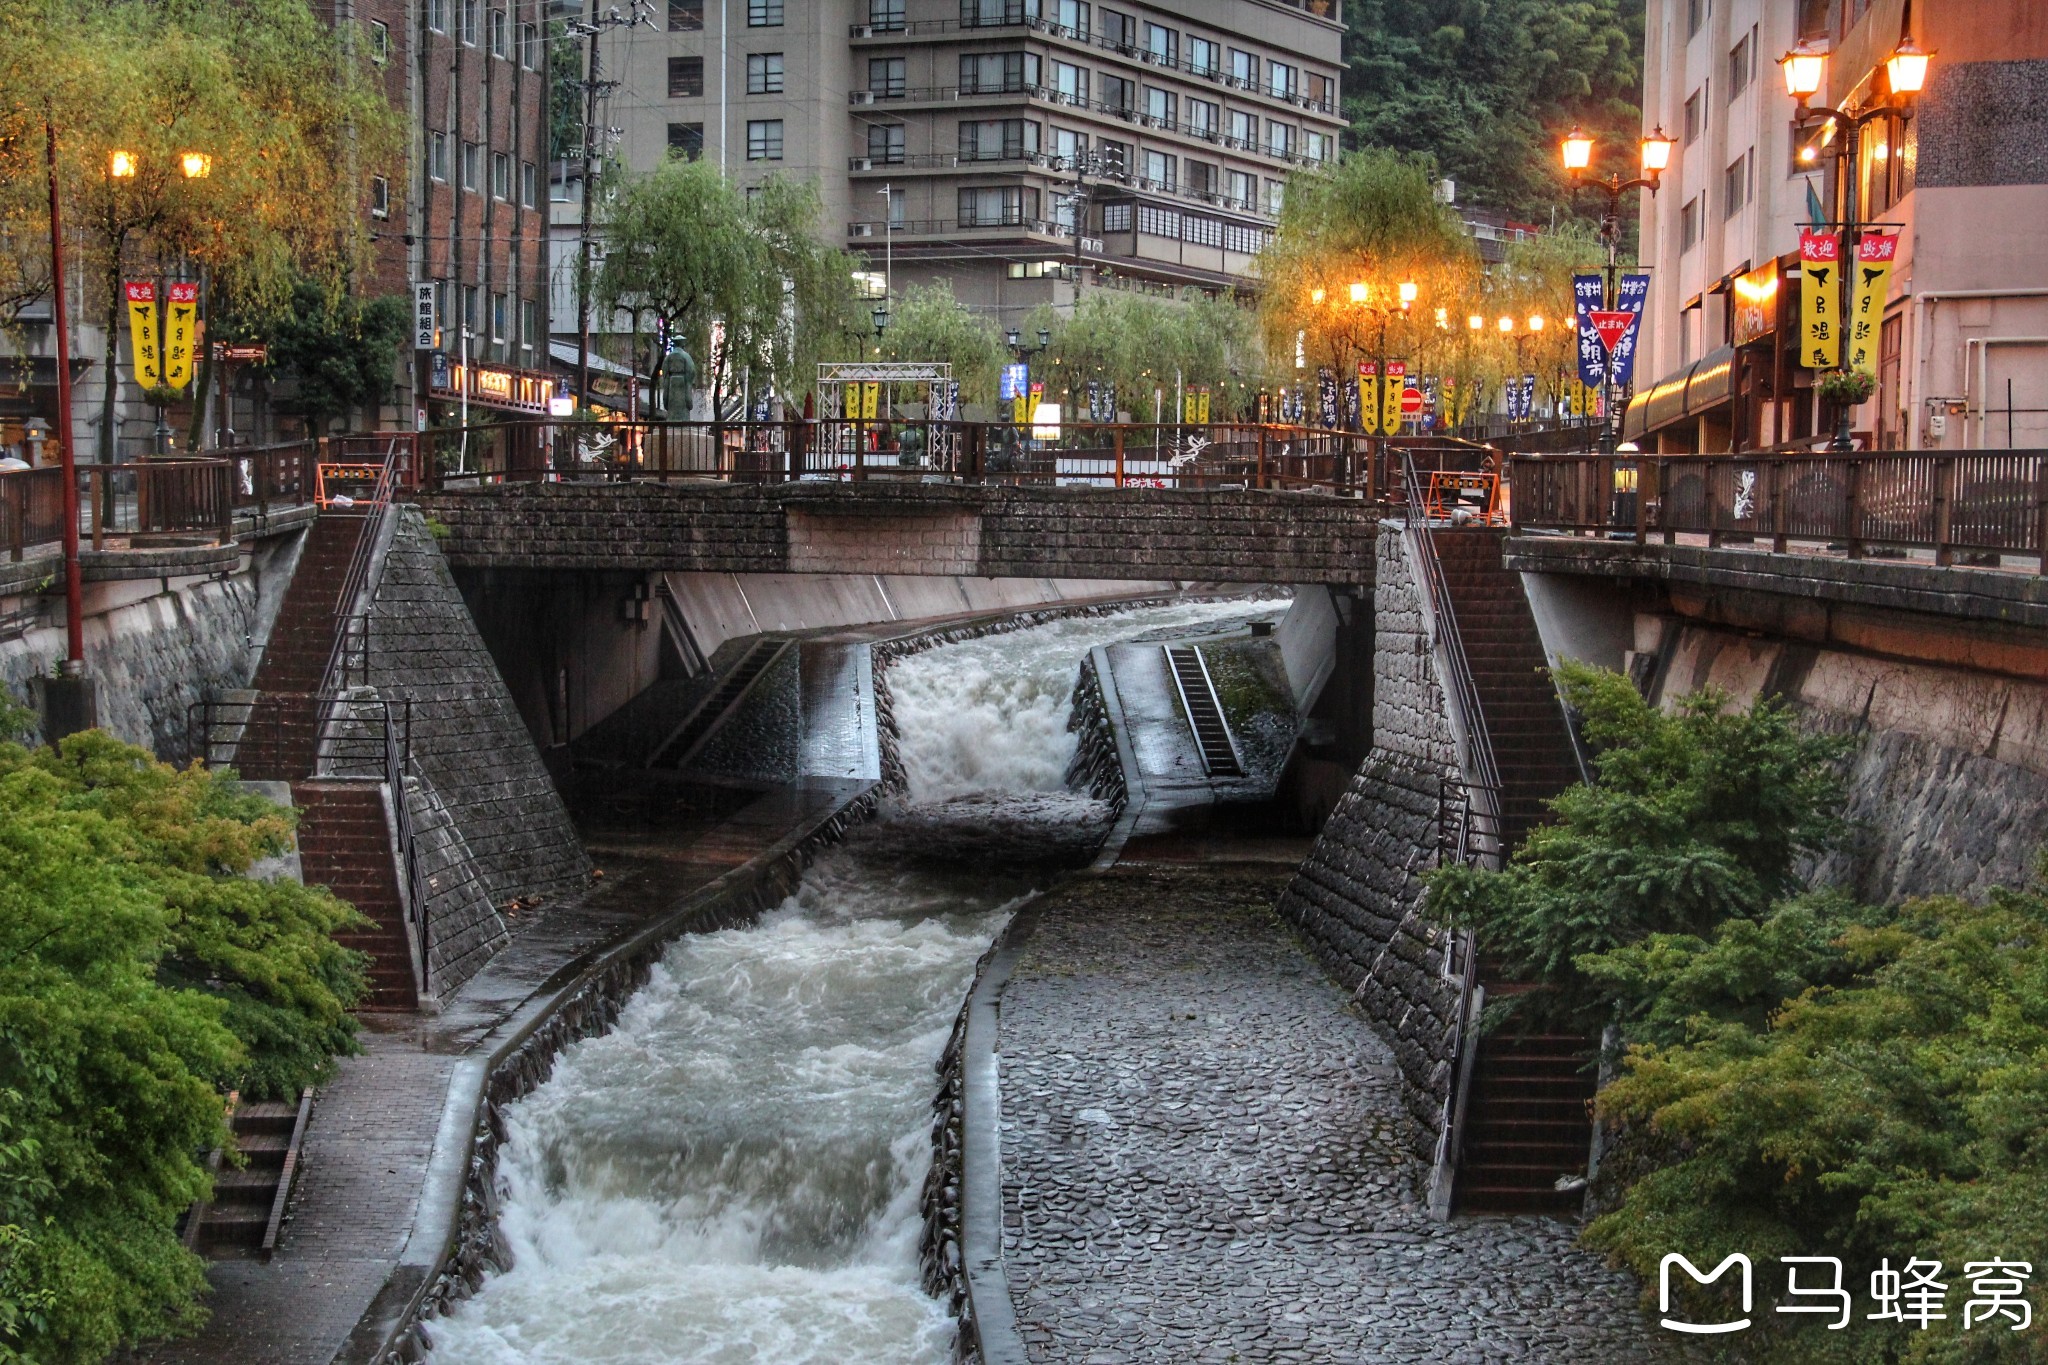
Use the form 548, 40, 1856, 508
876, 284, 1008, 406
596, 159, 863, 409
1427, 664, 1849, 1030
1343, 0, 1642, 221
0, 719, 366, 1364
252, 276, 410, 435
1032, 291, 1267, 419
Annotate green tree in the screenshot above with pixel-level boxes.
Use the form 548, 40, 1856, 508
1426, 664, 1848, 1030
1343, 0, 1642, 221
876, 284, 1008, 406
252, 276, 409, 436
0, 714, 366, 1364
1035, 291, 1267, 421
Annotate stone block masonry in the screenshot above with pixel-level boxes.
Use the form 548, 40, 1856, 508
1277, 522, 1464, 1154
368, 508, 591, 996
419, 482, 1381, 587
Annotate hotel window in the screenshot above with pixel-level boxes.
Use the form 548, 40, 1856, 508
368, 20, 390, 63
429, 132, 449, 181
1723, 150, 1751, 217
959, 118, 1037, 160
748, 0, 782, 26
1099, 8, 1136, 52
462, 284, 478, 335
869, 57, 906, 96
669, 57, 704, 97
1052, 127, 1087, 165
668, 0, 704, 29
1185, 98, 1218, 140
1227, 168, 1254, 209
522, 299, 539, 350
1268, 60, 1295, 100
1143, 22, 1176, 66
667, 122, 705, 158
1264, 178, 1285, 214
1306, 72, 1333, 111
1727, 33, 1752, 100
1052, 61, 1088, 104
1052, 0, 1088, 37
746, 119, 783, 159
957, 185, 1032, 226
521, 160, 537, 208
461, 141, 480, 191
960, 52, 1037, 94
370, 175, 390, 218
1228, 49, 1257, 90
1683, 89, 1702, 144
747, 53, 784, 94
427, 0, 446, 33
867, 123, 905, 164
492, 151, 511, 200
870, 0, 906, 28
1687, 0, 1705, 38
1102, 202, 1131, 231
492, 293, 507, 344
1267, 120, 1295, 158
1227, 108, 1253, 147
1185, 159, 1217, 196
460, 0, 478, 45
521, 22, 538, 68
488, 8, 507, 58
1144, 87, 1175, 128
1101, 74, 1134, 116
1188, 37, 1219, 78
1680, 195, 1703, 251
1097, 137, 1129, 177
1306, 129, 1330, 162
1141, 149, 1175, 189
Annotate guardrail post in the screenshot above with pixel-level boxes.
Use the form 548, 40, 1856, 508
1769, 459, 1787, 553
1631, 459, 1646, 544
5, 477, 19, 562
1845, 458, 1865, 560
1113, 427, 1125, 488
89, 466, 103, 550
217, 464, 233, 545
1932, 456, 1955, 567
1255, 426, 1267, 490
2034, 460, 2048, 572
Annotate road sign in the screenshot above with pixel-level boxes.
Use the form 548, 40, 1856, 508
1588, 310, 1636, 354
211, 343, 268, 363
1400, 386, 1424, 416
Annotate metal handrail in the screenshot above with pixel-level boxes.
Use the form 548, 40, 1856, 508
321, 438, 404, 690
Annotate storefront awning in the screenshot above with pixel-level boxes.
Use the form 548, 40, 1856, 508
1623, 346, 1735, 442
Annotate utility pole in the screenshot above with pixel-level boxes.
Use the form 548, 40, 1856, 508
568, 3, 650, 418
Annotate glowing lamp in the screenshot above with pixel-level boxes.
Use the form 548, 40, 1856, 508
1780, 40, 1827, 99
109, 149, 138, 178
1397, 281, 1418, 309
1640, 127, 1673, 175
180, 151, 212, 179
1497, 316, 1514, 334
1561, 126, 1593, 174
1310, 288, 1325, 304
1528, 315, 1545, 332
1886, 38, 1931, 96
1348, 282, 1367, 304
1467, 314, 1484, 331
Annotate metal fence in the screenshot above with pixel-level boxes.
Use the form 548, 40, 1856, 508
1508, 450, 2048, 566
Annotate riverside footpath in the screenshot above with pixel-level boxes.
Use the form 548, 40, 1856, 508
992, 863, 1671, 1363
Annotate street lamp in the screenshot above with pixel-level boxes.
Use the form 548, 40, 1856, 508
1561, 125, 1671, 451
1779, 35, 1934, 450
871, 304, 889, 355
180, 151, 212, 179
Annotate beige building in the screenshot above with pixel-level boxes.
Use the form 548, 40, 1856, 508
604, 0, 1344, 325
1631, 0, 2048, 452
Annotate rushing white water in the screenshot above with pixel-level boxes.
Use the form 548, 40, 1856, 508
429, 596, 1281, 1365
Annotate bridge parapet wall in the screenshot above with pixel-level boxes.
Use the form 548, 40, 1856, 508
417, 482, 1380, 586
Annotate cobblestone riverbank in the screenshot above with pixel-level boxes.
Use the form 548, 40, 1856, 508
995, 865, 1674, 1364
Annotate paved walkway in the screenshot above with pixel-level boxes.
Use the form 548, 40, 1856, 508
994, 864, 1672, 1364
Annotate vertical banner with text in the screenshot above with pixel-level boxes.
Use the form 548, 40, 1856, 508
125, 281, 160, 388
1573, 274, 1607, 386
1799, 229, 1843, 369
1357, 361, 1380, 435
1848, 233, 1897, 378
163, 282, 199, 390
1317, 368, 1338, 428
1381, 361, 1406, 435
1609, 273, 1651, 391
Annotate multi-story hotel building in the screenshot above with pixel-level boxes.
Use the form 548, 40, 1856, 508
1630, 0, 2048, 452
602, 0, 1344, 326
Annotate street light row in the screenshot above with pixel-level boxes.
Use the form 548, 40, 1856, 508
108, 149, 213, 179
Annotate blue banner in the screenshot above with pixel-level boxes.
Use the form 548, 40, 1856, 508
1609, 272, 1652, 391
1573, 274, 1606, 386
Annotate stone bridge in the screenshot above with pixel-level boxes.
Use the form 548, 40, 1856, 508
416, 481, 1384, 585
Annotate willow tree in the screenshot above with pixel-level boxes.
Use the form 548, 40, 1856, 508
1257, 149, 1482, 394
597, 159, 862, 415
876, 284, 1007, 405
4, 0, 402, 458
1028, 291, 1266, 421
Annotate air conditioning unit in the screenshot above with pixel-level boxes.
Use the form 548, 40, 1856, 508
852, 24, 874, 37
854, 157, 875, 171
850, 90, 876, 104
850, 223, 875, 237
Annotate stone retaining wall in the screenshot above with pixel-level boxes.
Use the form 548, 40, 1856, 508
1062, 654, 1126, 812
1276, 523, 1465, 1153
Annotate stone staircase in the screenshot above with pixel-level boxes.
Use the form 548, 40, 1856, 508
293, 780, 418, 1010
237, 513, 370, 781
187, 1092, 311, 1257
1429, 527, 1593, 1217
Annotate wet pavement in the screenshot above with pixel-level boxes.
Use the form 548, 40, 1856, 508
994, 865, 1671, 1364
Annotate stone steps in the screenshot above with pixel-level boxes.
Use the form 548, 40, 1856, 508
293, 781, 418, 1011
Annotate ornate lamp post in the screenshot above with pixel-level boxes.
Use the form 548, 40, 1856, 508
1561, 125, 1671, 451
1779, 35, 1932, 451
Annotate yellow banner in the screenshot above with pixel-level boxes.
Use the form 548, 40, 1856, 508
1011, 391, 1028, 423
163, 282, 199, 389
1847, 233, 1897, 379
1381, 361, 1406, 434
1196, 388, 1211, 423
125, 281, 160, 388
1798, 229, 1842, 370
1357, 362, 1379, 434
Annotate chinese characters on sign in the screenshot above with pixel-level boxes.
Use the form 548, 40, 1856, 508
1848, 233, 1898, 379
1380, 361, 1406, 435
1660, 1253, 2033, 1335
124, 281, 160, 388
1799, 228, 1843, 369
163, 282, 198, 390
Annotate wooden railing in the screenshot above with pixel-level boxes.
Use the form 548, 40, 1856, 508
1508, 451, 2048, 567
2, 459, 238, 560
